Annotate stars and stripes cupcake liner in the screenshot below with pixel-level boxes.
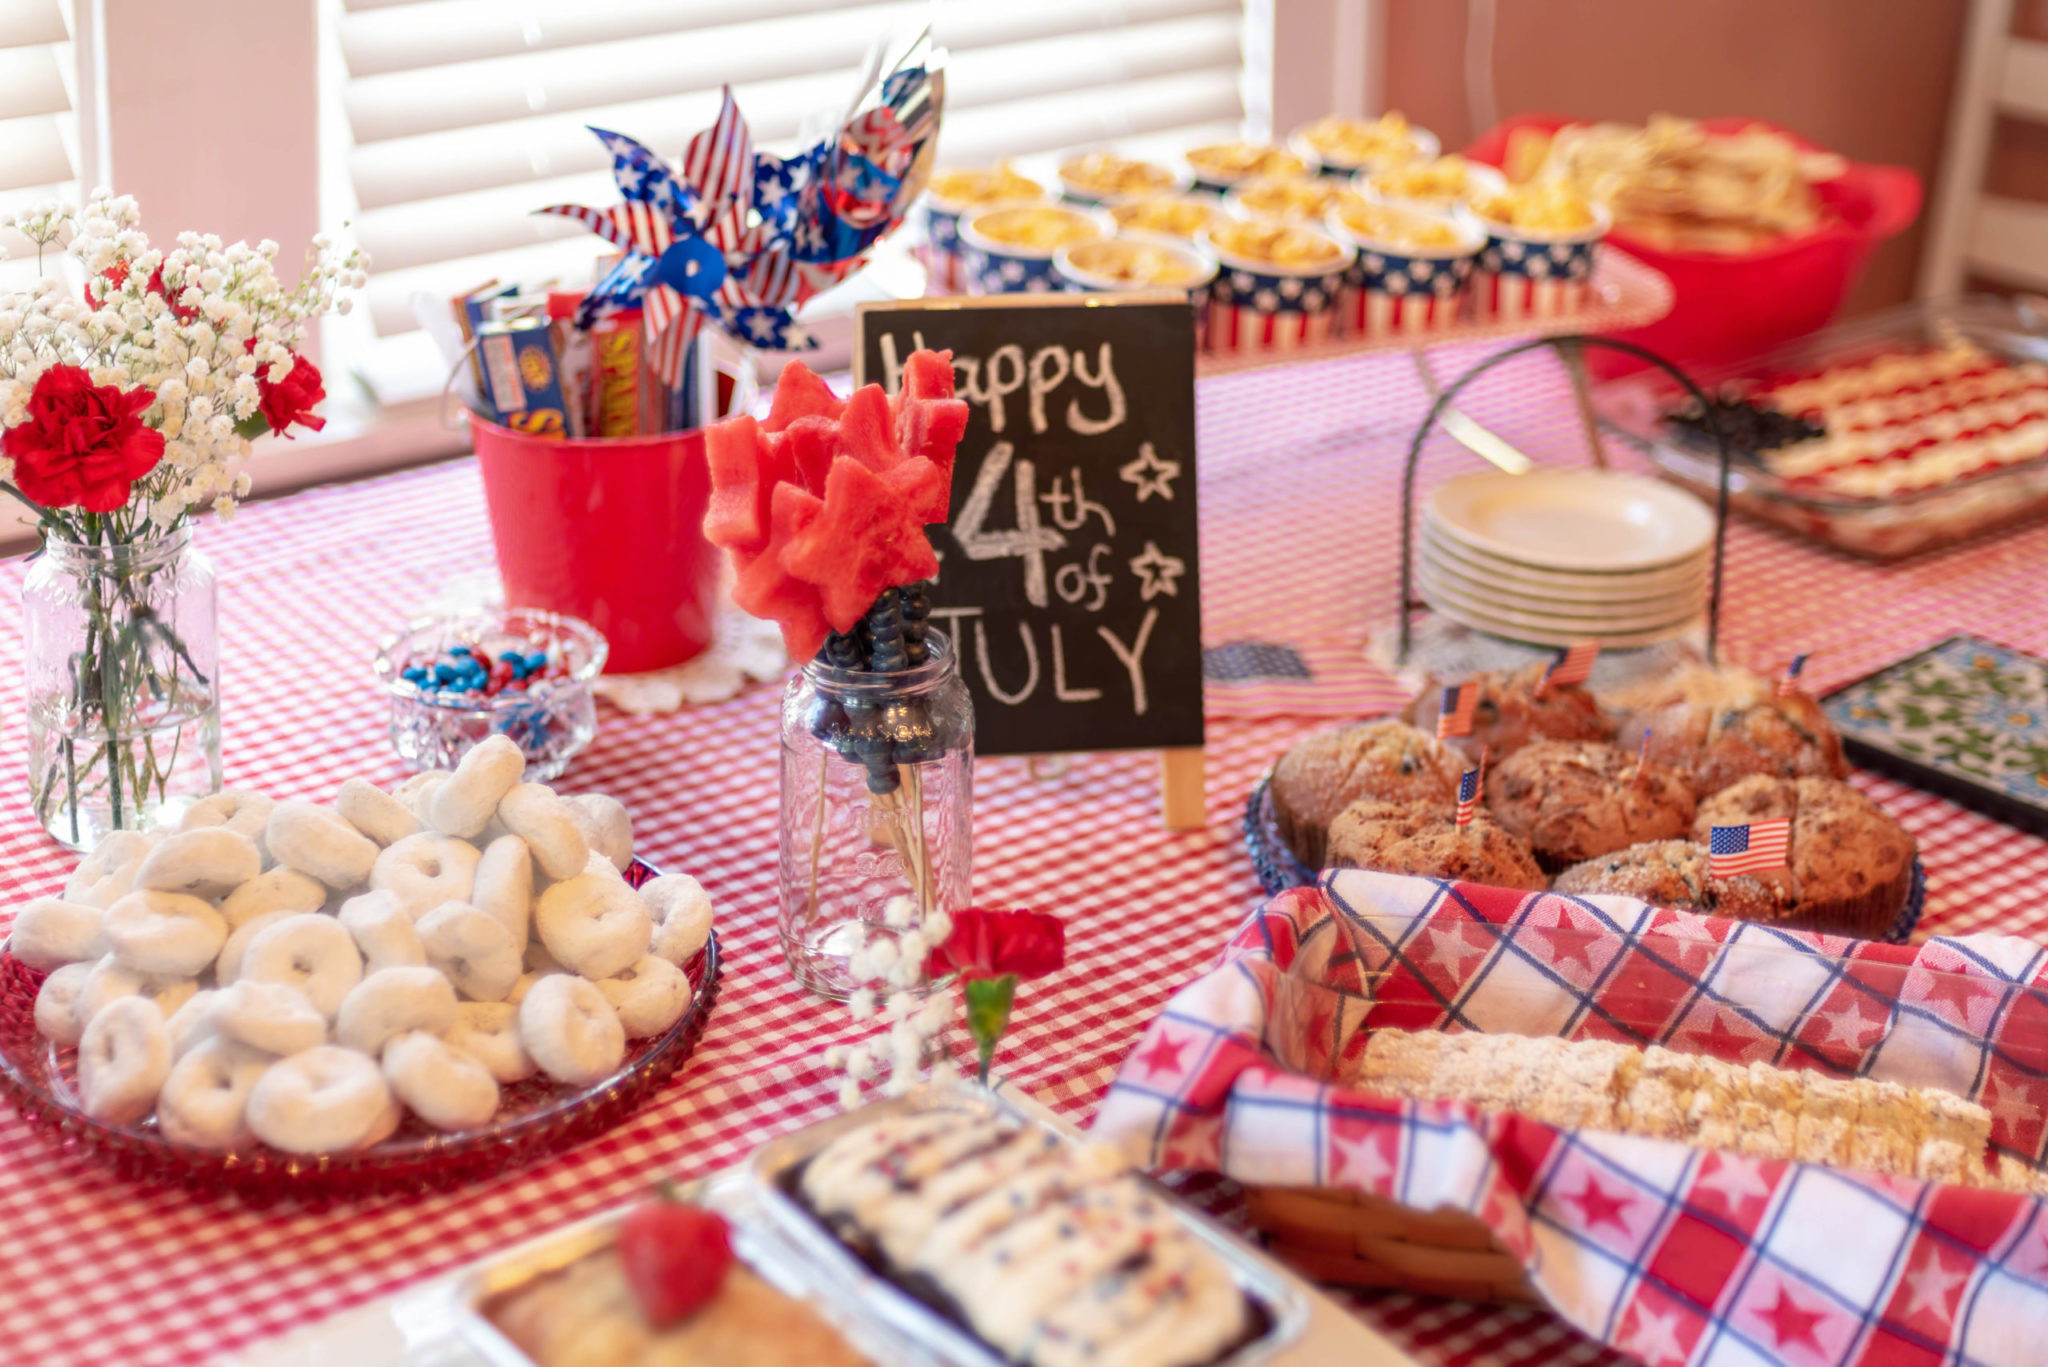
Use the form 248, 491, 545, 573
1474, 233, 1601, 322
1094, 868, 2048, 1367
1204, 260, 1349, 354
1343, 243, 1476, 338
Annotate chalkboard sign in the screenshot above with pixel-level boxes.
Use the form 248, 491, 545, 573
855, 295, 1204, 760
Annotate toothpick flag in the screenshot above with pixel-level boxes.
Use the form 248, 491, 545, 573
1438, 681, 1480, 740
1708, 819, 1791, 878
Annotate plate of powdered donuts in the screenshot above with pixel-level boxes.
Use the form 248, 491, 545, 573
0, 734, 720, 1203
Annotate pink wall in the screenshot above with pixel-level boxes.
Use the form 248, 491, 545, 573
1379, 0, 1969, 314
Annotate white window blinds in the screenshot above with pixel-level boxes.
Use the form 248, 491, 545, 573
0, 0, 79, 289
333, 0, 1247, 353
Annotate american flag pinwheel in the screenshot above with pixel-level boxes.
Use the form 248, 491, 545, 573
534, 40, 944, 375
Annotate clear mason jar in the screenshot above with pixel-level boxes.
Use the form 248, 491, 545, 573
22, 527, 222, 850
778, 631, 973, 1000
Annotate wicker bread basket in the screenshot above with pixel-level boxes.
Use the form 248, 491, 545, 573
1244, 1184, 1538, 1305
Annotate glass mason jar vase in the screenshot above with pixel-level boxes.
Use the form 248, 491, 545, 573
778, 631, 973, 1000
22, 527, 222, 851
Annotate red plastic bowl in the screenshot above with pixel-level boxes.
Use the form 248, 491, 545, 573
471, 418, 724, 675
1464, 114, 1921, 377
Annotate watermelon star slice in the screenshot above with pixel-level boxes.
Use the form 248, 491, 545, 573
780, 454, 940, 629
762, 359, 845, 432
733, 482, 831, 661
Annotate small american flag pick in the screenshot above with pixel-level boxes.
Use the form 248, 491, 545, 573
1437, 681, 1480, 739
1455, 764, 1482, 828
1633, 727, 1652, 787
1541, 641, 1599, 694
1708, 819, 1791, 878
1778, 652, 1811, 698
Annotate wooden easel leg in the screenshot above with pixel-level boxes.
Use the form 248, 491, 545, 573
1161, 748, 1207, 830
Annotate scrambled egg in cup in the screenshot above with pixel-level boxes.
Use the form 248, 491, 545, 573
1061, 239, 1212, 288
1296, 112, 1429, 167
927, 164, 1047, 208
1109, 195, 1230, 240
1206, 218, 1347, 270
1186, 141, 1309, 184
968, 206, 1107, 251
1058, 152, 1178, 199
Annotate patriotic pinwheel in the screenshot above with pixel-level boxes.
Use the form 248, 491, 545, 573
534, 39, 943, 378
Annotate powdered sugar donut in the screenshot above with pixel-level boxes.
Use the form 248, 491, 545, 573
534, 874, 651, 980
103, 890, 227, 977
442, 1001, 534, 1083
392, 771, 449, 822
8, 895, 109, 970
566, 793, 634, 872
158, 1037, 268, 1150
245, 1046, 393, 1154
595, 955, 692, 1038
238, 914, 363, 1017
165, 987, 221, 1057
370, 833, 481, 917
470, 835, 532, 955
215, 868, 326, 930
78, 995, 171, 1126
517, 975, 625, 1086
416, 902, 521, 1001
211, 979, 327, 1055
135, 827, 261, 901
266, 800, 379, 889
181, 789, 275, 847
77, 955, 196, 1030
216, 910, 290, 983
360, 1095, 404, 1147
429, 735, 525, 839
337, 891, 426, 973
496, 783, 589, 882
63, 830, 152, 909
33, 960, 93, 1048
335, 777, 423, 848
335, 965, 458, 1056
642, 874, 714, 967
383, 1030, 500, 1131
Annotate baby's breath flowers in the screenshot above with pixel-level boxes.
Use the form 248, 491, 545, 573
826, 903, 1067, 1107
0, 190, 365, 535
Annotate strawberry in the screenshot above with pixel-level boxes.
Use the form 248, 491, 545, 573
617, 1190, 735, 1328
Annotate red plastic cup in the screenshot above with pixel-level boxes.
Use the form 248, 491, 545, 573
470, 418, 722, 674
1464, 114, 1921, 378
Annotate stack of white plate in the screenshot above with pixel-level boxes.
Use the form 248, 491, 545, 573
1419, 469, 1714, 648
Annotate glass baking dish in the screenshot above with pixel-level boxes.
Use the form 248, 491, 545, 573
1595, 295, 2048, 557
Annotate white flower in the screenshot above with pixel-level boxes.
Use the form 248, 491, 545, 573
882, 896, 918, 929
845, 1046, 875, 1080
915, 997, 952, 1036
882, 1071, 917, 1098
822, 1044, 850, 1069
837, 1078, 862, 1111
898, 930, 928, 967
847, 988, 876, 1020
929, 1060, 960, 1088
923, 910, 953, 944
881, 991, 917, 1024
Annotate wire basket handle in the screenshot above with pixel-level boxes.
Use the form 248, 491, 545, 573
1396, 335, 1733, 665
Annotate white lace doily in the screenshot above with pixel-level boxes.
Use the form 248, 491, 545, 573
420, 570, 788, 714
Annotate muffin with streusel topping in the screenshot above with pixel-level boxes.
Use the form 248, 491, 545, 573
1691, 775, 1916, 938
1486, 739, 1697, 872
1614, 664, 1846, 795
1551, 839, 1794, 923
1403, 662, 1613, 763
1270, 720, 1465, 868
1326, 799, 1547, 890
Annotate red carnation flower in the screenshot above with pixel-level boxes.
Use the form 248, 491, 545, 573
85, 263, 200, 322
246, 339, 327, 438
1, 365, 165, 513
935, 908, 1066, 1087
935, 908, 1065, 982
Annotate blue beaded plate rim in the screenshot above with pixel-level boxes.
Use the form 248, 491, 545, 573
1243, 771, 1927, 945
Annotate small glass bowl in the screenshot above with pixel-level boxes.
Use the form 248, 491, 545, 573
373, 608, 606, 779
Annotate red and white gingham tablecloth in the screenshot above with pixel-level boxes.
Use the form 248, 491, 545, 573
2, 347, 2046, 1367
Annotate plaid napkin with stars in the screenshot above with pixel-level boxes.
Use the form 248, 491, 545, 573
1092, 870, 2048, 1367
